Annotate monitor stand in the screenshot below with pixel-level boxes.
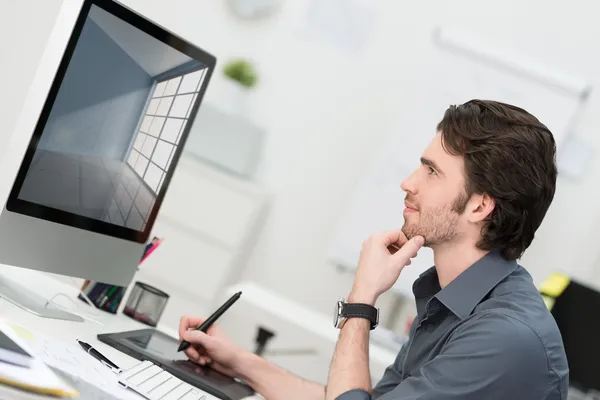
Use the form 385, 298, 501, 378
0, 273, 84, 322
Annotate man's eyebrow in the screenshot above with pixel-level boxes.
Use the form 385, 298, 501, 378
420, 157, 444, 175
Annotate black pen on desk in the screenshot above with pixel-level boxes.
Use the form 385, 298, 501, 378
177, 291, 242, 352
77, 339, 122, 374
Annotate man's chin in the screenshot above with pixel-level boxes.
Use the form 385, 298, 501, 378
402, 226, 431, 247
402, 226, 420, 240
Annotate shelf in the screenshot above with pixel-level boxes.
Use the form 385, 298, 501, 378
184, 102, 265, 179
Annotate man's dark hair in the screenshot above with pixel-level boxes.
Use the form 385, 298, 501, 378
437, 99, 557, 260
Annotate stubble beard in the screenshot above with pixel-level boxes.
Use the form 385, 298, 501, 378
402, 192, 470, 247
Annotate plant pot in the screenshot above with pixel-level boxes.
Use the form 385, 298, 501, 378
217, 78, 250, 116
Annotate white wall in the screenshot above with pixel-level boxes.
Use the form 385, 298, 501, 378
0, 1, 63, 156
2, 0, 600, 333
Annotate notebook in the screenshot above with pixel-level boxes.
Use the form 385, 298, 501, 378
0, 321, 78, 397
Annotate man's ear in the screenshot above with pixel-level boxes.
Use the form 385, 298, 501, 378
469, 193, 495, 224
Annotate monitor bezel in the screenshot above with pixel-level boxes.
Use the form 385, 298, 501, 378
5, 0, 216, 244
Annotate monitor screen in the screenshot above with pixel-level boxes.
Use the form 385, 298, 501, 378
551, 279, 600, 393
6, 0, 214, 243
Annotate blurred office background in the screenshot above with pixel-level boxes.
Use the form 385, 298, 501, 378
2, 0, 600, 392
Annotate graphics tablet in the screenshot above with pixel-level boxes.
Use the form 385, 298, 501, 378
97, 329, 254, 400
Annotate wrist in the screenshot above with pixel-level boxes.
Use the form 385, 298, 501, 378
233, 350, 262, 381
347, 289, 377, 306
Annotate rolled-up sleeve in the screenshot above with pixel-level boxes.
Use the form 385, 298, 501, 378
336, 389, 372, 400
338, 312, 553, 400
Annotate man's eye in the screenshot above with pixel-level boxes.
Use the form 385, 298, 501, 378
428, 167, 437, 175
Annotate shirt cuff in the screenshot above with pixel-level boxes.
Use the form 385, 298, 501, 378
336, 389, 371, 400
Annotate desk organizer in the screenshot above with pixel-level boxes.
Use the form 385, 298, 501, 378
123, 281, 169, 327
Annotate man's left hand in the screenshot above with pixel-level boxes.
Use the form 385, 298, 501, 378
350, 230, 424, 305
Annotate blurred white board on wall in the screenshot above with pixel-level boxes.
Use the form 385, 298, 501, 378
427, 27, 589, 147
326, 26, 589, 298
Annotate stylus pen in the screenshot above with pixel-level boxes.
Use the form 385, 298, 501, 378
77, 339, 122, 374
178, 291, 242, 352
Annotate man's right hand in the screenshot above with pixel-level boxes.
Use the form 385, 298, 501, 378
178, 315, 247, 377
180, 316, 326, 400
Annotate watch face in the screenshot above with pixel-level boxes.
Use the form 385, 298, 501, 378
333, 300, 342, 327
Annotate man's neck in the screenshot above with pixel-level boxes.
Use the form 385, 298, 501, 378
432, 242, 489, 288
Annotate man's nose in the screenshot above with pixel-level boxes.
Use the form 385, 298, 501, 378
401, 169, 419, 194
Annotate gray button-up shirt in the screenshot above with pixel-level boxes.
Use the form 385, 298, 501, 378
337, 251, 569, 399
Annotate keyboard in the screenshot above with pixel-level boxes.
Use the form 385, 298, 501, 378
118, 360, 218, 400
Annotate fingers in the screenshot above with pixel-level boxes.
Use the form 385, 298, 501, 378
392, 235, 424, 267
182, 330, 210, 346
363, 230, 409, 255
179, 315, 206, 339
381, 229, 408, 247
188, 348, 211, 366
184, 346, 202, 362
181, 329, 212, 364
387, 243, 401, 254
197, 356, 212, 366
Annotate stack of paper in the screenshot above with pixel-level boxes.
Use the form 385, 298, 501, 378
0, 357, 78, 397
6, 321, 143, 400
0, 330, 33, 368
0, 321, 78, 397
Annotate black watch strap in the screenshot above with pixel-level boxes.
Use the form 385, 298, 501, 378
341, 303, 379, 330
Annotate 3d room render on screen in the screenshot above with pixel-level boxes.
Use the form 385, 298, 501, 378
22, 5, 207, 231
0, 0, 215, 322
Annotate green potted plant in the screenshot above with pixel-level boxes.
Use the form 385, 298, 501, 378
223, 58, 258, 88
220, 58, 258, 115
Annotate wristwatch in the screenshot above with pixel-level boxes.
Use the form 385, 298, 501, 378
333, 298, 379, 330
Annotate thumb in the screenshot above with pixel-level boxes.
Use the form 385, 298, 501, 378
182, 330, 211, 346
391, 235, 424, 266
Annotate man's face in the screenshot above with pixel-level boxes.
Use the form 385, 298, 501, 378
401, 132, 470, 247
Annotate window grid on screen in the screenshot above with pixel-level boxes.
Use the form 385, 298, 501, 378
127, 68, 207, 194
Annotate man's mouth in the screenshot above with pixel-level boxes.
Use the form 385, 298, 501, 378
404, 201, 418, 211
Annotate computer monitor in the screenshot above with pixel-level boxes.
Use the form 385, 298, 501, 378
0, 0, 215, 321
550, 279, 600, 394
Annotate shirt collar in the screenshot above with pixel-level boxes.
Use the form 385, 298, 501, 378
436, 250, 518, 319
413, 250, 518, 320
412, 267, 441, 319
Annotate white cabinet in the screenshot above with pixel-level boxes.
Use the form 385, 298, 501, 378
131, 154, 269, 321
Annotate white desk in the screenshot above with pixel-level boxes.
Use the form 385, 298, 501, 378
0, 264, 260, 400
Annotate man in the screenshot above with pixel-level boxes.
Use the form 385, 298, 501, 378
179, 100, 569, 399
